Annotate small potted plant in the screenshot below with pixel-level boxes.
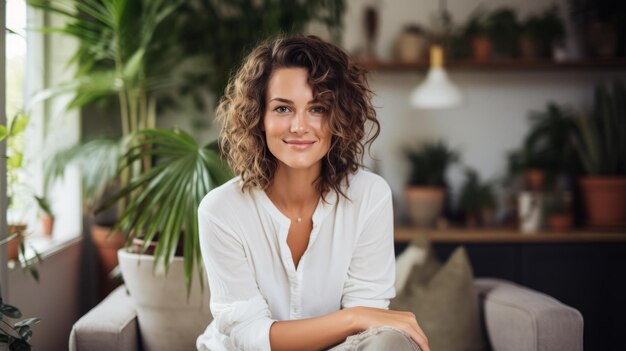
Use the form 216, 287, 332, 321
404, 140, 459, 227
34, 195, 54, 237
462, 7, 493, 61
507, 103, 580, 191
520, 6, 566, 59
487, 7, 521, 59
458, 168, 497, 228
543, 191, 573, 232
572, 82, 626, 227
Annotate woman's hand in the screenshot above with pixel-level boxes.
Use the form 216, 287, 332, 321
345, 306, 430, 351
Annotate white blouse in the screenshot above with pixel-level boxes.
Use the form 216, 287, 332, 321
196, 170, 396, 351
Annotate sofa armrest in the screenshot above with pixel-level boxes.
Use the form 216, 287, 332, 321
474, 278, 583, 351
69, 285, 139, 351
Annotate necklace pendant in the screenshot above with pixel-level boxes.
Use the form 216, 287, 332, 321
296, 217, 302, 223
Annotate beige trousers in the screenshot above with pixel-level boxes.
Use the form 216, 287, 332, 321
326, 326, 422, 351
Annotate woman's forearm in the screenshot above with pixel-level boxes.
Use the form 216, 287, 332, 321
269, 308, 358, 351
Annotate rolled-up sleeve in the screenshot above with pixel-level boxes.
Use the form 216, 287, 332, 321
341, 185, 396, 309
198, 208, 276, 350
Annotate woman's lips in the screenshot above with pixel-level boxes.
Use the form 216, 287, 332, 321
284, 140, 315, 150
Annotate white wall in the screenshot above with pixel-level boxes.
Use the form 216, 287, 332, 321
342, 0, 626, 216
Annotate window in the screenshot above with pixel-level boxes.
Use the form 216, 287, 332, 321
5, 0, 82, 260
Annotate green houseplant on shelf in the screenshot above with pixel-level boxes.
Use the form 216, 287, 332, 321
520, 5, 566, 59
404, 140, 459, 227
458, 168, 497, 228
486, 7, 521, 59
506, 103, 581, 191
461, 6, 493, 61
572, 81, 626, 227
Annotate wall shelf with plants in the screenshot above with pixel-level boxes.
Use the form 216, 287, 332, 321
358, 58, 626, 72
359, 1, 626, 73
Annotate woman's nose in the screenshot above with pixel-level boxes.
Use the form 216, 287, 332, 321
290, 112, 308, 134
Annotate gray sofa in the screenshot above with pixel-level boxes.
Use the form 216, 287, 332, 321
70, 278, 583, 351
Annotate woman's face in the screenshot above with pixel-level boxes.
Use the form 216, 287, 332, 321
263, 67, 331, 172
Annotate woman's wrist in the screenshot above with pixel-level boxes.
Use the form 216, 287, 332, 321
341, 307, 362, 335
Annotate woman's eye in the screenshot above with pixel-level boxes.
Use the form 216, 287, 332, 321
310, 106, 327, 114
274, 106, 290, 113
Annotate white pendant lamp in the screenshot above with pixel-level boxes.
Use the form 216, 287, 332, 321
410, 45, 462, 109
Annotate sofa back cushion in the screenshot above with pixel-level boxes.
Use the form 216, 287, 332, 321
392, 238, 486, 351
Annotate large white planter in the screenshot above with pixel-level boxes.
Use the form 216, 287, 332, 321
118, 249, 212, 351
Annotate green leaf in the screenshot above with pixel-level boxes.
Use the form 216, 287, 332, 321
0, 125, 8, 142
14, 318, 40, 328
0, 304, 22, 319
9, 114, 29, 136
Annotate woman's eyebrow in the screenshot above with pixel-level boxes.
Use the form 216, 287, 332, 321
269, 97, 293, 104
269, 97, 321, 105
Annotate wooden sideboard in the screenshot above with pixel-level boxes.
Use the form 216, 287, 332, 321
393, 226, 626, 351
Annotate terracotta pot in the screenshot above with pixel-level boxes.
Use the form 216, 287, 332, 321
471, 36, 492, 62
91, 224, 125, 299
40, 214, 54, 237
579, 177, 626, 227
524, 169, 545, 191
548, 214, 573, 232
519, 36, 538, 60
586, 21, 617, 58
7, 224, 27, 260
405, 187, 445, 227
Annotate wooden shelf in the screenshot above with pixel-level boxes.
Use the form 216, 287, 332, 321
359, 58, 626, 72
395, 225, 626, 243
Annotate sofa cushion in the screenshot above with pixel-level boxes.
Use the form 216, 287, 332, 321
391, 238, 486, 351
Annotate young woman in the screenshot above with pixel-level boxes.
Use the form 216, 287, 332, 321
197, 35, 429, 351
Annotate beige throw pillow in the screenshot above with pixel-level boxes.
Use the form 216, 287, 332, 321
391, 240, 486, 351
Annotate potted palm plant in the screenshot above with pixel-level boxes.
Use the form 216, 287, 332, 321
572, 82, 626, 228
29, 0, 188, 299
404, 140, 459, 227
96, 129, 232, 351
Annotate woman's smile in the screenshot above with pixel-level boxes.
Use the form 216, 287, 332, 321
283, 139, 316, 150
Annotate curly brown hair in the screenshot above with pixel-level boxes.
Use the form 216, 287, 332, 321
216, 35, 380, 199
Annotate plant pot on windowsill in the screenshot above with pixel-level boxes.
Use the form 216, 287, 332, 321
91, 224, 125, 300
40, 214, 54, 237
7, 224, 27, 261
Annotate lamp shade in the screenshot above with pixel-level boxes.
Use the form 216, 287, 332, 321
410, 45, 462, 109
